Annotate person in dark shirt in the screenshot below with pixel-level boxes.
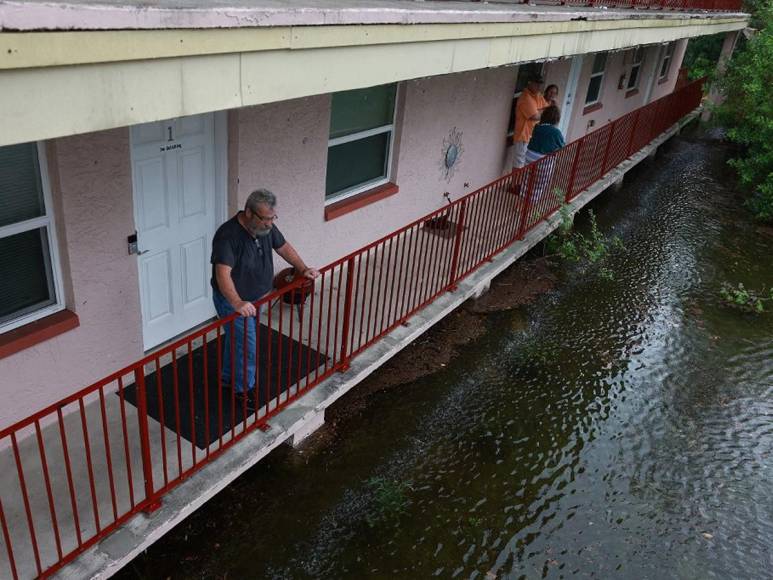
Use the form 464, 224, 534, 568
526, 105, 565, 159
211, 189, 319, 406
525, 106, 566, 201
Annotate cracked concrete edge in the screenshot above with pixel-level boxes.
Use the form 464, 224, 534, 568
54, 109, 697, 580
0, 1, 749, 32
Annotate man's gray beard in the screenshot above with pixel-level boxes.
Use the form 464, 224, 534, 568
255, 226, 272, 237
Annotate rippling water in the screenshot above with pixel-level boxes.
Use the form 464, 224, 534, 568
122, 130, 773, 580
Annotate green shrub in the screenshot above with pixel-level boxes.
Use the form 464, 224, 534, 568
547, 208, 625, 275
715, 4, 773, 222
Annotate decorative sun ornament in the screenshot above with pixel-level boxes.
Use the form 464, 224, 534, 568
441, 126, 464, 182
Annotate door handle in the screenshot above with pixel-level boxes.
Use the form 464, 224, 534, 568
128, 231, 150, 255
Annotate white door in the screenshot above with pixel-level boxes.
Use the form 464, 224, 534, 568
559, 55, 584, 139
131, 114, 217, 350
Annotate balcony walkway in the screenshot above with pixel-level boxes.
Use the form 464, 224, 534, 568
0, 81, 703, 579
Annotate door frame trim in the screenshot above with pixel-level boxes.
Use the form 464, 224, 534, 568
213, 110, 228, 227
560, 54, 584, 140
129, 111, 228, 352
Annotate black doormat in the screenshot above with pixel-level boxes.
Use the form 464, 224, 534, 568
123, 323, 327, 449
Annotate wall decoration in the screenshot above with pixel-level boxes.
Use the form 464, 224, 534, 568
440, 126, 464, 182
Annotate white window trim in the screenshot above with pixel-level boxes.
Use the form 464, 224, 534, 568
584, 53, 607, 106
627, 48, 645, 91
659, 42, 676, 80
0, 143, 66, 334
325, 86, 400, 205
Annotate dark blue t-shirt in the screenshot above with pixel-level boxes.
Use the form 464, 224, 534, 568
210, 213, 286, 301
527, 124, 566, 155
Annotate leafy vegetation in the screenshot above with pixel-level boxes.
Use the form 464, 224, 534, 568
365, 477, 412, 527
683, 33, 726, 81
719, 282, 773, 314
713, 3, 773, 222
546, 204, 625, 280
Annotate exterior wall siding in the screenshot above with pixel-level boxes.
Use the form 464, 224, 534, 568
648, 39, 689, 102
564, 40, 687, 142
0, 43, 685, 427
0, 128, 143, 428
234, 67, 518, 270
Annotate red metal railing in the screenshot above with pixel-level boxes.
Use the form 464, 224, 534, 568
0, 78, 705, 579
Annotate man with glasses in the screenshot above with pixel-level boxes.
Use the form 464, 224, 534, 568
211, 188, 319, 410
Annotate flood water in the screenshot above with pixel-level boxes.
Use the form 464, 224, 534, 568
120, 129, 773, 580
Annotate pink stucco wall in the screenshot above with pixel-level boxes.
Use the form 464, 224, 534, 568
0, 43, 687, 428
234, 67, 518, 270
564, 41, 687, 143
648, 39, 688, 102
0, 129, 143, 428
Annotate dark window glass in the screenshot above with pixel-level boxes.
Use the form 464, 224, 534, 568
325, 132, 390, 198
0, 228, 56, 324
660, 56, 671, 78
514, 63, 543, 95
591, 53, 607, 75
628, 66, 641, 90
660, 43, 675, 78
0, 143, 45, 228
585, 75, 603, 104
330, 84, 396, 140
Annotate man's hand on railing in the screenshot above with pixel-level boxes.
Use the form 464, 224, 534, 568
236, 300, 258, 317
301, 267, 320, 280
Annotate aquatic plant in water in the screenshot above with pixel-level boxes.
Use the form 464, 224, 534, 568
719, 282, 772, 314
546, 201, 625, 278
365, 477, 412, 528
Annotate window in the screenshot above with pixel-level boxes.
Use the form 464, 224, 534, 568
326, 83, 398, 202
627, 47, 645, 91
507, 62, 544, 137
0, 142, 64, 333
584, 52, 607, 106
659, 42, 676, 80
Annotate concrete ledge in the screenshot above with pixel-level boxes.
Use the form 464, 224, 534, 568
55, 109, 699, 580
0, 0, 750, 32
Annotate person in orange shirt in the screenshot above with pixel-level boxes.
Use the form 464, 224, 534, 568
513, 73, 549, 169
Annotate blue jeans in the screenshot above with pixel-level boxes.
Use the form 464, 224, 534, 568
213, 291, 262, 393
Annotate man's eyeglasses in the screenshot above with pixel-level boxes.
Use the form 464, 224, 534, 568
249, 210, 278, 223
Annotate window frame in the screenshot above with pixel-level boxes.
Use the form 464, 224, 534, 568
0, 143, 66, 334
325, 84, 400, 205
659, 42, 676, 81
626, 47, 645, 91
584, 52, 608, 107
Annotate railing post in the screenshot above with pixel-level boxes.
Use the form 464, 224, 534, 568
135, 369, 160, 512
650, 98, 665, 141
625, 109, 642, 157
599, 120, 616, 177
338, 257, 356, 372
516, 165, 538, 240
447, 199, 467, 291
565, 141, 582, 203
